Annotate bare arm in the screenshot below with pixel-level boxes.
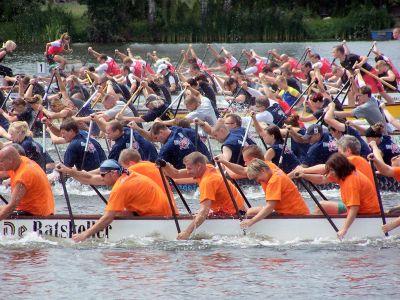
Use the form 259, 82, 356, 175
216, 157, 247, 177
178, 200, 211, 239
324, 103, 345, 132
338, 206, 359, 239
242, 201, 276, 228
72, 211, 115, 242
0, 183, 26, 220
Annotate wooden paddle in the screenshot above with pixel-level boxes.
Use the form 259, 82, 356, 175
158, 166, 181, 234
117, 85, 143, 117
359, 66, 399, 92
369, 160, 388, 237
298, 178, 339, 233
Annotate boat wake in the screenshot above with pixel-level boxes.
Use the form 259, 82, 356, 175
1, 232, 399, 251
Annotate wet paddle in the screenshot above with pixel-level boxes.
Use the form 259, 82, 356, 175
158, 165, 181, 234
298, 178, 339, 233
216, 162, 244, 223
369, 160, 388, 237
58, 170, 77, 237
167, 176, 193, 216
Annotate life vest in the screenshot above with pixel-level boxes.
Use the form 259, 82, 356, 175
385, 57, 400, 83
224, 59, 234, 76
132, 60, 144, 78
320, 58, 332, 76
105, 58, 121, 76
255, 60, 265, 76
145, 63, 155, 75
47, 40, 63, 55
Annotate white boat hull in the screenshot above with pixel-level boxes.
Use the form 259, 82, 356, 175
1, 214, 399, 242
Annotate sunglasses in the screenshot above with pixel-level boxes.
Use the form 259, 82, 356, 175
100, 170, 112, 177
311, 98, 324, 103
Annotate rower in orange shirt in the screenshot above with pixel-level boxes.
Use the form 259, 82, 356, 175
238, 159, 309, 229
118, 148, 178, 213
163, 151, 245, 240
300, 153, 379, 239
369, 147, 400, 234
0, 146, 54, 219
71, 159, 173, 242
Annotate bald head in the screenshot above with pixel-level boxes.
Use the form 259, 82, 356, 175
0, 146, 22, 171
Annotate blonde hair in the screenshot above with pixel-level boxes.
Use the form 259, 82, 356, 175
247, 158, 271, 179
375, 60, 389, 69
183, 152, 208, 165
8, 121, 31, 138
2, 40, 16, 52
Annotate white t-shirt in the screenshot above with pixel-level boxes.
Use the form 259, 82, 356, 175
95, 57, 113, 74
185, 96, 217, 125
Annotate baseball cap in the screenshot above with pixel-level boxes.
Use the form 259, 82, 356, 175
305, 124, 323, 137
156, 64, 168, 74
145, 94, 159, 106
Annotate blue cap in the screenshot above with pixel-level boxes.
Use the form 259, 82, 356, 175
99, 159, 122, 173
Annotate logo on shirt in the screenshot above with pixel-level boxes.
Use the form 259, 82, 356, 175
323, 140, 338, 152
125, 142, 140, 151
174, 132, 191, 150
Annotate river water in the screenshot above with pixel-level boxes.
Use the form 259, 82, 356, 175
1, 42, 400, 299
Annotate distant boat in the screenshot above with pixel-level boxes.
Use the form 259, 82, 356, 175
371, 29, 393, 41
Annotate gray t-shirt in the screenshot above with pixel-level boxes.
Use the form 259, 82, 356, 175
352, 97, 386, 126
104, 100, 135, 119
186, 96, 217, 125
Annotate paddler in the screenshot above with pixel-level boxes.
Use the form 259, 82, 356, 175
162, 151, 245, 240
237, 159, 309, 229
0, 40, 17, 77
369, 152, 400, 234
297, 153, 380, 239
71, 159, 175, 242
44, 33, 72, 70
0, 146, 54, 219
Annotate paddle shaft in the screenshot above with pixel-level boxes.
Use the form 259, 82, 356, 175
236, 118, 252, 164
229, 177, 252, 208
222, 86, 243, 118
168, 177, 192, 215
118, 86, 143, 116
298, 178, 339, 233
369, 160, 388, 236
159, 88, 186, 119
359, 67, 399, 92
173, 90, 186, 118
59, 172, 76, 236
200, 47, 208, 68
278, 132, 289, 168
308, 181, 329, 201
216, 162, 243, 221
0, 80, 17, 110
158, 167, 181, 233
295, 48, 309, 69
208, 48, 224, 68
81, 120, 94, 170
74, 88, 100, 117
0, 194, 8, 204
194, 123, 199, 151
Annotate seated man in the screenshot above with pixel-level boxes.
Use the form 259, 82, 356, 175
72, 159, 174, 243
240, 159, 309, 229
0, 146, 54, 219
163, 152, 245, 240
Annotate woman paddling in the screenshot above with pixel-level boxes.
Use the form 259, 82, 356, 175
0, 40, 17, 77
45, 33, 72, 70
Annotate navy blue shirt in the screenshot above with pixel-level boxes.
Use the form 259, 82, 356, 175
271, 142, 300, 174
345, 125, 371, 157
109, 128, 158, 162
304, 133, 338, 166
64, 131, 105, 171
223, 127, 256, 166
158, 126, 211, 169
267, 103, 286, 128
20, 136, 54, 170
290, 127, 310, 164
142, 104, 173, 122
379, 135, 400, 165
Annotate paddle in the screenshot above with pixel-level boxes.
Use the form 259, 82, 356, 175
222, 86, 243, 117
167, 176, 193, 215
229, 176, 252, 208
0, 79, 17, 110
174, 50, 185, 71
295, 48, 309, 69
74, 87, 100, 117
159, 88, 187, 119
277, 79, 316, 124
58, 170, 76, 237
173, 91, 185, 118
53, 143, 108, 205
158, 165, 181, 234
208, 47, 224, 68
129, 128, 135, 149
236, 118, 253, 164
0, 194, 8, 205
369, 160, 388, 237
277, 131, 289, 168
298, 178, 339, 233
358, 66, 400, 92
194, 123, 199, 151
216, 162, 244, 223
117, 86, 143, 117
200, 47, 208, 68
81, 120, 94, 170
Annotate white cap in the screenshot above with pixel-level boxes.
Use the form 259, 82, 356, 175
157, 64, 168, 74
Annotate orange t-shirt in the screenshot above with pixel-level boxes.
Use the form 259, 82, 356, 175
105, 172, 173, 216
265, 160, 279, 171
197, 164, 244, 215
339, 171, 380, 214
347, 155, 374, 185
128, 161, 178, 213
394, 167, 400, 182
260, 170, 310, 215
8, 156, 54, 216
